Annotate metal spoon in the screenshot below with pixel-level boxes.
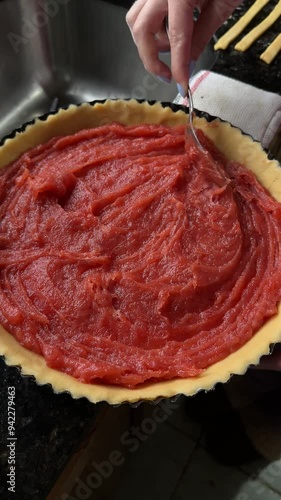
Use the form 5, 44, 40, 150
163, 14, 205, 152
186, 85, 205, 152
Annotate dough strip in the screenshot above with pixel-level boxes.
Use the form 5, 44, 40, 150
235, 0, 281, 52
214, 0, 270, 50
260, 32, 281, 63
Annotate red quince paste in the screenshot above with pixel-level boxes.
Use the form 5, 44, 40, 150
0, 123, 281, 388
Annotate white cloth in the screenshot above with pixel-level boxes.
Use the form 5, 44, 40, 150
174, 70, 281, 149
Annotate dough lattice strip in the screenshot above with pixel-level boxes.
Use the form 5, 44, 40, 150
214, 0, 270, 50
235, 0, 281, 52
260, 32, 281, 63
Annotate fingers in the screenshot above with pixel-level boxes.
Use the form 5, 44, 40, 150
126, 0, 147, 26
126, 0, 243, 92
155, 26, 170, 52
167, 0, 197, 92
126, 0, 171, 80
191, 0, 242, 59
127, 0, 200, 90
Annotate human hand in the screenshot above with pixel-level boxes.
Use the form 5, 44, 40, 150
126, 0, 242, 95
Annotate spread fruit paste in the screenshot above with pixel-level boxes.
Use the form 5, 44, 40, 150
0, 123, 281, 388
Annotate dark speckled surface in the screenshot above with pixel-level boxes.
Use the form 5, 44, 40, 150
0, 1, 280, 500
0, 360, 99, 500
213, 0, 281, 94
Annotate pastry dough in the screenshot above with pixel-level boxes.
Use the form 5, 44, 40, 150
214, 0, 270, 50
0, 100, 281, 404
260, 32, 281, 62
235, 0, 281, 52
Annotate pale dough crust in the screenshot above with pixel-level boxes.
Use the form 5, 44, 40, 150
1, 99, 281, 404
260, 33, 281, 63
214, 0, 270, 51
235, 0, 281, 52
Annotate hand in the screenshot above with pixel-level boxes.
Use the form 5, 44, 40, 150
126, 0, 242, 94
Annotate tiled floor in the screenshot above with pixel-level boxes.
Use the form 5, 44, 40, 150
50, 373, 281, 500
114, 422, 196, 500
240, 458, 281, 497
113, 388, 281, 500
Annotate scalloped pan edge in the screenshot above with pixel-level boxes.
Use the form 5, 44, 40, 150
0, 99, 281, 405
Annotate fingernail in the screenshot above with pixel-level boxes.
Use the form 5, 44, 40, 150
177, 60, 196, 97
177, 83, 187, 97
189, 59, 196, 77
156, 75, 171, 85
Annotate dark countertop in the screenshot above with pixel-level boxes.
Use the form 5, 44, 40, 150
0, 359, 99, 500
0, 1, 280, 500
213, 0, 281, 94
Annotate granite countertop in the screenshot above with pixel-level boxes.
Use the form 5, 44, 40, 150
0, 1, 280, 499
212, 0, 281, 94
0, 359, 99, 500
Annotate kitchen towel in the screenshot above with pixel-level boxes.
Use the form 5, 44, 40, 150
174, 70, 281, 149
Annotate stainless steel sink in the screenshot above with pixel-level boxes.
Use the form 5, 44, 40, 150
0, 0, 217, 140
